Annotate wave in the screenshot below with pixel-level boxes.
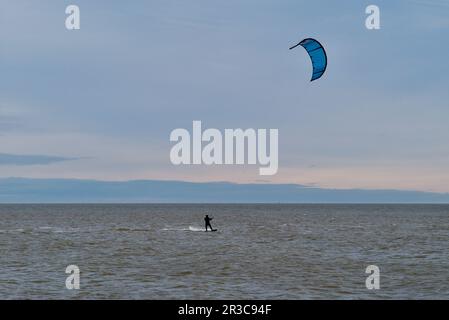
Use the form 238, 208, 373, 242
37, 226, 101, 234
114, 227, 149, 232
0, 228, 28, 233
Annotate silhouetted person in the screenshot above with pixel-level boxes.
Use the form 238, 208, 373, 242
204, 214, 214, 231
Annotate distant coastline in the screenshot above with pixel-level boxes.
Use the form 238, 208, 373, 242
1, 177, 449, 204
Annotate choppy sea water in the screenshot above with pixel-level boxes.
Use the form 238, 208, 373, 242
0, 204, 448, 299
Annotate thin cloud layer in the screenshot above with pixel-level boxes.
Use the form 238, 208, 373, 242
0, 153, 78, 166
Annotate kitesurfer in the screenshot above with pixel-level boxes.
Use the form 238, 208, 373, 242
204, 214, 214, 232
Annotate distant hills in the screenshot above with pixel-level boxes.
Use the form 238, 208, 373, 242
0, 177, 448, 203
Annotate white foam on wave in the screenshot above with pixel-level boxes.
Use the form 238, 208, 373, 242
161, 226, 205, 232
188, 226, 204, 232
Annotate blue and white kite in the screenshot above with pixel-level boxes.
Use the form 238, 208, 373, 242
290, 38, 327, 81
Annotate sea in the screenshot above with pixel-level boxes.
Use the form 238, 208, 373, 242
0, 204, 448, 299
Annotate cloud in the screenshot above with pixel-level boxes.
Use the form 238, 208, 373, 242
0, 153, 79, 166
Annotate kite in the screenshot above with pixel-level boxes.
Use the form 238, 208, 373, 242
290, 38, 327, 81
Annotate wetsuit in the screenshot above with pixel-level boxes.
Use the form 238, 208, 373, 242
204, 216, 213, 231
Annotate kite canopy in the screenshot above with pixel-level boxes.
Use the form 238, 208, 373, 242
290, 38, 327, 81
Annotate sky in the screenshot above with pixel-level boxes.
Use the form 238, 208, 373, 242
0, 0, 448, 192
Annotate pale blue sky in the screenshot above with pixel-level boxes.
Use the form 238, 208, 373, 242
0, 0, 448, 192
